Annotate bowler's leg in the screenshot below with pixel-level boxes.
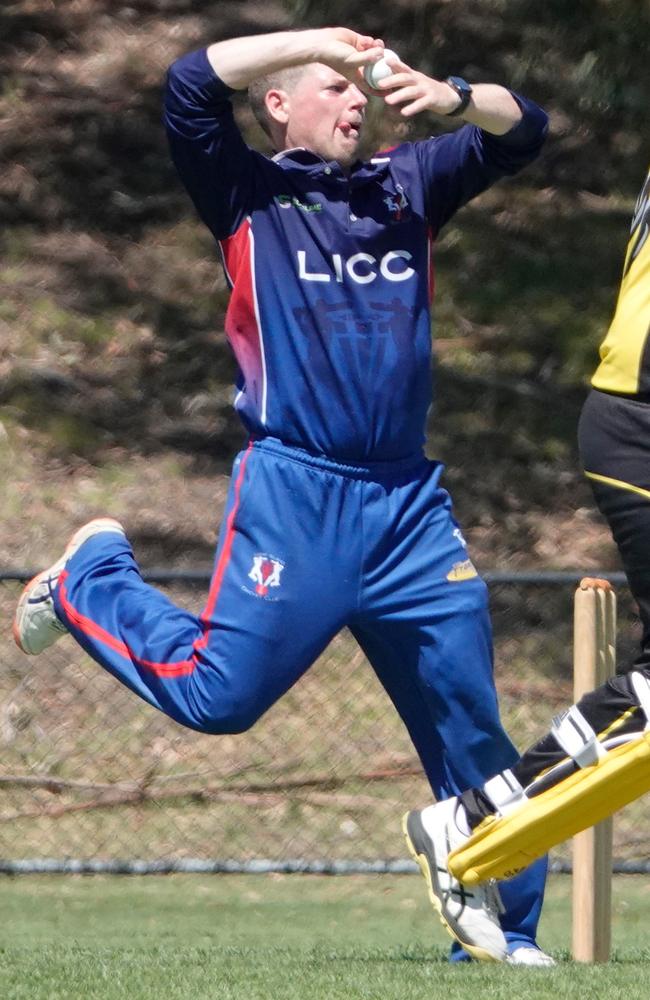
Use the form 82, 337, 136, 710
353, 611, 548, 954
354, 462, 547, 958
29, 445, 355, 734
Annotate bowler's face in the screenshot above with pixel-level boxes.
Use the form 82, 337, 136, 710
283, 65, 368, 169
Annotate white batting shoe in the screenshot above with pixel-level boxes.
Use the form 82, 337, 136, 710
13, 518, 125, 655
403, 798, 507, 962
507, 945, 555, 967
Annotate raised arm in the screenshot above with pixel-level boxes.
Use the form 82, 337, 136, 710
206, 27, 385, 90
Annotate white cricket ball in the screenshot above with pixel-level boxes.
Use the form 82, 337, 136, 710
364, 50, 399, 88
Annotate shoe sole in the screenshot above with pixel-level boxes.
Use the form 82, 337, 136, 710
13, 517, 124, 654
402, 810, 503, 963
506, 953, 556, 967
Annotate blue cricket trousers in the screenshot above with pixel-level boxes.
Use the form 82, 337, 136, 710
54, 437, 546, 949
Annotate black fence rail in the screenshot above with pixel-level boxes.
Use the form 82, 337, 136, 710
1, 571, 646, 874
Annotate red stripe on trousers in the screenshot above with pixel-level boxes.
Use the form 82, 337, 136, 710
58, 441, 255, 677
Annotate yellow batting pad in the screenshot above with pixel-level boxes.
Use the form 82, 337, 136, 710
448, 732, 650, 886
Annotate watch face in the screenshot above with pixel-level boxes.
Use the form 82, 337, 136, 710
448, 76, 472, 96
444, 76, 473, 116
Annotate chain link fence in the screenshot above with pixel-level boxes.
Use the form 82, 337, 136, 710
1, 572, 648, 873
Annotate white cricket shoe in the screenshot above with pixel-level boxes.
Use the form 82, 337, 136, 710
403, 798, 507, 962
13, 518, 125, 655
507, 945, 556, 967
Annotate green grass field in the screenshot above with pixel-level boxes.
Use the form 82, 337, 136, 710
1, 874, 649, 999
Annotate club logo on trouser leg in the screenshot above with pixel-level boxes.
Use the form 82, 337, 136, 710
248, 554, 285, 598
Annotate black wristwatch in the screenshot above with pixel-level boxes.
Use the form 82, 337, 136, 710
444, 76, 473, 117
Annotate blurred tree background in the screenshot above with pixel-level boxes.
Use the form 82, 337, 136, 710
1, 0, 648, 570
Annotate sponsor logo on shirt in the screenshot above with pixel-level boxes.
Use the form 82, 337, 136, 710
277, 194, 323, 213
297, 250, 415, 285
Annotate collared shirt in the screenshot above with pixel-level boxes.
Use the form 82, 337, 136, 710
165, 48, 548, 461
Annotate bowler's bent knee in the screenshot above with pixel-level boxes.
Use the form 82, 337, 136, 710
189, 685, 268, 735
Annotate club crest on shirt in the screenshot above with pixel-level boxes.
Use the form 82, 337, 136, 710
246, 553, 285, 598
384, 186, 409, 222
446, 559, 478, 582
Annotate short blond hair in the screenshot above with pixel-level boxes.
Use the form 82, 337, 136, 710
248, 65, 309, 137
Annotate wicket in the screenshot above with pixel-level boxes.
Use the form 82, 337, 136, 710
572, 577, 616, 963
